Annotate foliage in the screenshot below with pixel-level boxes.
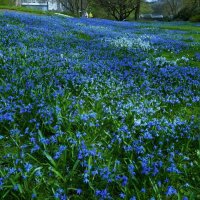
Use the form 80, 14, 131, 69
151, 0, 200, 21
0, 11, 200, 200
175, 6, 200, 21
163, 0, 182, 16
190, 14, 200, 22
87, 0, 112, 19
174, 7, 193, 21
140, 2, 152, 14
150, 0, 180, 16
90, 0, 140, 21
0, 0, 15, 6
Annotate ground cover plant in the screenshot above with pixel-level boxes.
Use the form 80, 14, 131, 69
0, 11, 200, 200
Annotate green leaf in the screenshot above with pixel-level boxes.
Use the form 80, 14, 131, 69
49, 167, 65, 182
27, 153, 42, 164
43, 152, 56, 168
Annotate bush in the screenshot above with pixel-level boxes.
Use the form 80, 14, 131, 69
190, 15, 200, 22
175, 7, 192, 21
175, 6, 200, 21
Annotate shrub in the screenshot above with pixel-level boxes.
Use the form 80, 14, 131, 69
175, 6, 200, 21
175, 7, 193, 21
190, 14, 200, 22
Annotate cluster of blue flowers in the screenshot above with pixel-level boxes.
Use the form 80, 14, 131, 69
0, 11, 200, 199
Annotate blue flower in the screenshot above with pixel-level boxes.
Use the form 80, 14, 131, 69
76, 188, 82, 195
128, 164, 135, 176
141, 188, 146, 193
54, 145, 66, 160
95, 189, 111, 199
31, 193, 37, 199
121, 175, 128, 186
157, 181, 162, 187
119, 193, 126, 199
54, 188, 67, 200
166, 186, 177, 196
1, 10, 200, 200
167, 163, 181, 174
24, 163, 33, 173
0, 178, 3, 189
13, 184, 19, 191
195, 52, 200, 61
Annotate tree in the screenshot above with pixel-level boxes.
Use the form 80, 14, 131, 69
135, 0, 142, 20
92, 0, 140, 21
87, 0, 109, 18
175, 0, 200, 20
140, 1, 153, 14
152, 0, 182, 16
183, 0, 200, 8
152, 0, 200, 16
165, 0, 181, 16
57, 0, 88, 15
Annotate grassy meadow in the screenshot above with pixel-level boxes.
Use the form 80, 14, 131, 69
0, 11, 200, 200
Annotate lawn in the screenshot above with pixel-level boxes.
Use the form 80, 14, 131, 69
0, 5, 54, 15
0, 11, 200, 200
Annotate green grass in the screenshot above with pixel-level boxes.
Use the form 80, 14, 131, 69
0, 5, 54, 15
0, 6, 76, 17
156, 24, 200, 68
160, 50, 200, 68
160, 24, 200, 32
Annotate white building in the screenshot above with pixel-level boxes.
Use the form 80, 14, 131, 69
17, 0, 63, 11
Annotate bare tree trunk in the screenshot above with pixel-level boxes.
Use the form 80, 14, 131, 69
75, 0, 80, 15
135, 0, 141, 20
16, 0, 21, 6
166, 0, 181, 15
57, 0, 87, 15
98, 0, 136, 21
